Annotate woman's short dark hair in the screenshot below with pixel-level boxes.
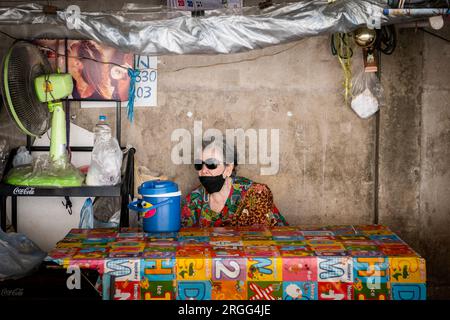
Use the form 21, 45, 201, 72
202, 136, 238, 173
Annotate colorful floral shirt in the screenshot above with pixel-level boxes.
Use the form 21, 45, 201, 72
181, 176, 288, 227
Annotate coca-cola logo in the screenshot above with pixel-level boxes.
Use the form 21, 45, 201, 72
1, 288, 24, 297
13, 187, 35, 195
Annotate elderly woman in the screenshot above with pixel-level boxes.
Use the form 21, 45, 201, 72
181, 138, 288, 228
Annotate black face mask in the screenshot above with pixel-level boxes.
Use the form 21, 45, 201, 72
199, 174, 226, 194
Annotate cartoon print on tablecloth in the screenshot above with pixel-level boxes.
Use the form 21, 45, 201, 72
338, 235, 370, 241
353, 257, 390, 284
73, 247, 108, 259
282, 256, 317, 282
140, 280, 176, 300
212, 258, 246, 281
211, 246, 245, 258
212, 280, 247, 300
283, 282, 318, 300
272, 233, 304, 242
346, 249, 383, 257
391, 283, 426, 300
176, 258, 211, 280
389, 257, 426, 283
307, 240, 345, 253
82, 238, 115, 246
56, 240, 83, 248
248, 281, 283, 300
141, 258, 175, 281
47, 226, 427, 300
244, 246, 279, 257
210, 240, 243, 247
301, 230, 335, 237
247, 257, 282, 281
314, 250, 348, 257
176, 245, 212, 257
353, 277, 390, 300
380, 245, 416, 256
317, 257, 353, 283
47, 247, 78, 260
318, 282, 353, 300
178, 236, 211, 245
278, 245, 315, 257
304, 235, 336, 241
68, 259, 105, 273
146, 232, 178, 240
178, 227, 211, 237
177, 281, 212, 300
243, 240, 276, 246
104, 259, 140, 282
358, 229, 395, 236
142, 250, 175, 259
109, 246, 143, 258
369, 234, 404, 244
114, 281, 140, 300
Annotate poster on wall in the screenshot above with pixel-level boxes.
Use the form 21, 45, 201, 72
67, 40, 134, 101
33, 39, 66, 72
80, 55, 158, 109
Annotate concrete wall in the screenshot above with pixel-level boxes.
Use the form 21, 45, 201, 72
419, 27, 450, 299
69, 36, 376, 227
380, 27, 450, 299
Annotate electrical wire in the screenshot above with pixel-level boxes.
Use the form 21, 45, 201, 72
0, 29, 148, 71
331, 32, 352, 104
0, 28, 308, 73
167, 40, 307, 73
331, 33, 353, 59
376, 25, 397, 55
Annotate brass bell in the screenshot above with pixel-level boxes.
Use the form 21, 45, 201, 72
353, 27, 377, 48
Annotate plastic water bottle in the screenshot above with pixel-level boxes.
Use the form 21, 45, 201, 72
86, 115, 122, 186
93, 115, 111, 144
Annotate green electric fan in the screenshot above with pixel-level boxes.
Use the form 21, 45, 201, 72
1, 41, 83, 187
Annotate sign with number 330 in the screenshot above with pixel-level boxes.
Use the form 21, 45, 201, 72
134, 56, 157, 107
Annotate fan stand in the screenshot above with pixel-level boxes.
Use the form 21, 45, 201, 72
48, 101, 67, 164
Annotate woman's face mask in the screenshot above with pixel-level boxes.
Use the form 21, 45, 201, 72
199, 173, 226, 194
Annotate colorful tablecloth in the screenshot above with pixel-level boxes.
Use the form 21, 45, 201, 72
46, 225, 426, 300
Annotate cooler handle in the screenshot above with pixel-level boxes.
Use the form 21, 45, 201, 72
127, 198, 173, 218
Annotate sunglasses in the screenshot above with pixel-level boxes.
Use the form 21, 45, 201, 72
194, 158, 223, 171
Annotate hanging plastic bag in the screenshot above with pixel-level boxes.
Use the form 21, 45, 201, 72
0, 228, 47, 280
79, 198, 94, 229
93, 197, 121, 228
5, 153, 84, 187
12, 146, 33, 167
350, 68, 383, 119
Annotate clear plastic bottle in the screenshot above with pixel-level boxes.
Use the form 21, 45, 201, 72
86, 115, 122, 186
93, 115, 112, 144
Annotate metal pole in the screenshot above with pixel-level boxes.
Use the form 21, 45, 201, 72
116, 101, 122, 148
11, 196, 17, 232
0, 196, 6, 231
373, 49, 382, 225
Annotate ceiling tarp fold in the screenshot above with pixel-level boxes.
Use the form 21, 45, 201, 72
0, 1, 441, 55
